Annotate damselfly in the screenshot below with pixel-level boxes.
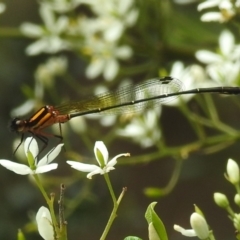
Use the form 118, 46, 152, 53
10, 76, 240, 153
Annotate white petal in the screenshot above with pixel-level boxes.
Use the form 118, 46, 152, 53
117, 124, 146, 136
170, 61, 184, 76
104, 21, 123, 41
40, 3, 55, 30
173, 225, 197, 237
125, 9, 139, 26
0, 3, 6, 14
20, 23, 44, 37
24, 137, 39, 159
47, 37, 69, 53
103, 58, 119, 81
35, 164, 58, 174
26, 39, 49, 56
115, 45, 133, 59
200, 12, 224, 22
195, 50, 221, 64
94, 141, 109, 165
86, 58, 104, 79
197, 0, 219, 11
118, 0, 134, 14
99, 115, 117, 126
36, 206, 54, 240
38, 144, 64, 166
67, 161, 100, 172
55, 16, 69, 33
227, 159, 239, 184
219, 0, 233, 10
104, 166, 115, 173
0, 160, 32, 175
107, 153, 130, 167
87, 168, 104, 179
219, 30, 234, 56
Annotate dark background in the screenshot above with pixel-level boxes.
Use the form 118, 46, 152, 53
0, 1, 240, 240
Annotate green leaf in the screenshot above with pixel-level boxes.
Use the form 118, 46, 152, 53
124, 237, 143, 240
145, 202, 168, 240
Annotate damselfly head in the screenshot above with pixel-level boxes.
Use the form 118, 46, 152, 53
9, 118, 26, 133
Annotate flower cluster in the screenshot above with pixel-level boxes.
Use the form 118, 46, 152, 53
20, 0, 138, 81
174, 158, 240, 239
117, 108, 162, 148
20, 3, 70, 55
75, 0, 138, 81
196, 30, 240, 85
213, 159, 240, 234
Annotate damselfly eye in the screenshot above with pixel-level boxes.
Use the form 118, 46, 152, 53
9, 118, 26, 132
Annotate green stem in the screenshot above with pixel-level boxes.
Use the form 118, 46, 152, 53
119, 132, 240, 165
236, 184, 240, 195
104, 173, 117, 204
33, 174, 50, 203
100, 175, 126, 240
33, 175, 60, 237
226, 206, 235, 218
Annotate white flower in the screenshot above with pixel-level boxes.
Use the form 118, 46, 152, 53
167, 61, 211, 106
196, 30, 240, 84
226, 158, 240, 184
0, 137, 63, 175
67, 141, 130, 179
174, 213, 209, 239
75, 0, 138, 81
197, 0, 236, 22
85, 41, 132, 81
20, 3, 70, 55
36, 206, 54, 240
117, 108, 161, 148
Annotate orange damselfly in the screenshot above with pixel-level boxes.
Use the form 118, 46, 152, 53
10, 76, 240, 153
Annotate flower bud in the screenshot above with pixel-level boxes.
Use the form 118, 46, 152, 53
226, 159, 239, 184
190, 213, 209, 239
235, 194, 240, 207
214, 192, 229, 208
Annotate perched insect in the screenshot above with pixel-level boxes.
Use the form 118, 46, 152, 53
10, 76, 240, 153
